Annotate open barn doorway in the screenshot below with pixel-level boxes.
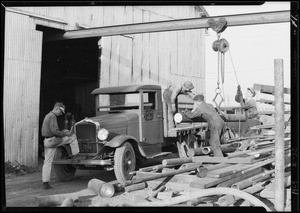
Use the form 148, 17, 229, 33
37, 26, 100, 157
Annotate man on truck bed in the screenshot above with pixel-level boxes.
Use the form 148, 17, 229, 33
182, 94, 225, 157
235, 85, 259, 119
163, 81, 195, 128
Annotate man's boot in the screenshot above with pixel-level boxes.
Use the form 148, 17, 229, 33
42, 182, 53, 189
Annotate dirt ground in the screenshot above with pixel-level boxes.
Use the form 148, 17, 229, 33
4, 154, 282, 210
5, 157, 116, 207
4, 154, 179, 208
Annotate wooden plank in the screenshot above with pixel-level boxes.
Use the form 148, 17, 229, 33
177, 29, 184, 76
197, 163, 232, 178
118, 7, 133, 85
138, 164, 178, 172
216, 167, 263, 187
134, 170, 200, 184
149, 12, 159, 85
257, 99, 290, 105
206, 164, 252, 178
132, 7, 143, 84
169, 30, 178, 76
253, 83, 290, 95
190, 167, 261, 189
192, 156, 256, 164
141, 11, 150, 84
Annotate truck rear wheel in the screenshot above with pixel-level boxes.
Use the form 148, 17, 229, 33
114, 142, 136, 184
53, 147, 76, 182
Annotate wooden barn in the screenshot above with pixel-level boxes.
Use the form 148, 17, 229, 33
3, 5, 209, 167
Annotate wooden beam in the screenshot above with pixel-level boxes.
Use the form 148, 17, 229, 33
5, 7, 68, 24
253, 83, 291, 95
45, 10, 290, 41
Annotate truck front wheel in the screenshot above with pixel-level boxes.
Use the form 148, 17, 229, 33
114, 142, 136, 184
53, 147, 76, 182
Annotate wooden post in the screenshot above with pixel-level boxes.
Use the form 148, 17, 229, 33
274, 59, 285, 211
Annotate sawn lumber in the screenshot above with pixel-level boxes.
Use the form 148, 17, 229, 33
192, 155, 257, 164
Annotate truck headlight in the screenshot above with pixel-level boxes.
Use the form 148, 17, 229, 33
98, 128, 109, 141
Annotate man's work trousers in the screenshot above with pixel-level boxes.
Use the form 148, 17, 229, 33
42, 134, 79, 183
163, 89, 176, 129
208, 119, 225, 157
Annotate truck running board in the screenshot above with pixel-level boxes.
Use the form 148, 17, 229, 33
53, 158, 112, 166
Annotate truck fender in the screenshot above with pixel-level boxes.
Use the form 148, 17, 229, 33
107, 134, 147, 157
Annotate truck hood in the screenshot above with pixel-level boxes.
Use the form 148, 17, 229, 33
83, 111, 139, 129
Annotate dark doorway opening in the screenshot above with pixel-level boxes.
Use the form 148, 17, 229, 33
38, 26, 100, 157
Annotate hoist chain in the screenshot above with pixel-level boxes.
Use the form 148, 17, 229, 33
221, 53, 225, 84
213, 33, 226, 108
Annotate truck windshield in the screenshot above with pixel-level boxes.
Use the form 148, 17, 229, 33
98, 93, 140, 111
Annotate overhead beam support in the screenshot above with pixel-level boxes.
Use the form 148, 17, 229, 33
45, 10, 290, 41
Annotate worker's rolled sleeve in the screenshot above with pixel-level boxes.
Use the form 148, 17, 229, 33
183, 108, 202, 119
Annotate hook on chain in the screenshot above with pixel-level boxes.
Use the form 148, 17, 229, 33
213, 85, 224, 108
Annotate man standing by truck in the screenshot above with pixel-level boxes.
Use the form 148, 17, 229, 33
182, 94, 225, 157
163, 81, 195, 129
41, 102, 79, 189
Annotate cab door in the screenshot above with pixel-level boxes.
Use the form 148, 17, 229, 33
139, 90, 164, 156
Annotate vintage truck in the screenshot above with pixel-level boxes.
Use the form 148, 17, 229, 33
52, 84, 252, 183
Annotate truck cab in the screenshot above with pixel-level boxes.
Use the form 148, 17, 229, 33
53, 85, 169, 183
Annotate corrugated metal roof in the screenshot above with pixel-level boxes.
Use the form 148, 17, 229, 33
91, 84, 161, 94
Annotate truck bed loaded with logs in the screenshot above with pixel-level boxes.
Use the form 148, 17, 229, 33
53, 84, 253, 184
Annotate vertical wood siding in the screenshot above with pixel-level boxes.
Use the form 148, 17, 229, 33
4, 12, 43, 166
98, 6, 206, 94
10, 6, 205, 92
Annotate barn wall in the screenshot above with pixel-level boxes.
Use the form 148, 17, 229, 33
10, 6, 206, 94
4, 11, 43, 166
99, 6, 206, 95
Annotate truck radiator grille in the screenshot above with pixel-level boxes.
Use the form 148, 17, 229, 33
75, 123, 98, 154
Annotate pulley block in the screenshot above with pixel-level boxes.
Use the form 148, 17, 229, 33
212, 38, 229, 53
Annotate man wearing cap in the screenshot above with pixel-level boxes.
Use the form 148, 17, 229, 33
41, 102, 79, 189
182, 94, 225, 157
235, 85, 259, 119
163, 81, 195, 128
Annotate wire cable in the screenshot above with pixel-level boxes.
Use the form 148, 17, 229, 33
229, 49, 239, 86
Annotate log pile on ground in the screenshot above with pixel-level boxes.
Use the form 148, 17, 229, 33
36, 122, 291, 209
85, 127, 291, 209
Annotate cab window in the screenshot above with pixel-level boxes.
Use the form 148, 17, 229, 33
143, 92, 156, 110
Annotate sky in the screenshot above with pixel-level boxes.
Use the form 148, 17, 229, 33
202, 2, 291, 107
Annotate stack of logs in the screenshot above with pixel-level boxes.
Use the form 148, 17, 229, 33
87, 131, 291, 209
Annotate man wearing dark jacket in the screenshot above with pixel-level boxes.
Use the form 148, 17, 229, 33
41, 102, 79, 189
182, 94, 224, 157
